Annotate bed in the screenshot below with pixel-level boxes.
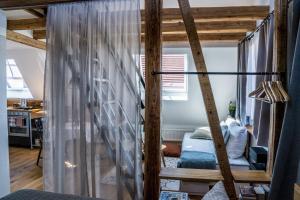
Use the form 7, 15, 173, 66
181, 132, 250, 170
178, 131, 250, 195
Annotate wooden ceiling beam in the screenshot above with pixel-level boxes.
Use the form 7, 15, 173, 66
6, 30, 46, 50
25, 8, 45, 18
142, 33, 245, 42
11, 18, 255, 34
0, 0, 77, 10
33, 30, 46, 39
142, 21, 256, 34
7, 18, 46, 30
142, 6, 269, 23
33, 31, 245, 41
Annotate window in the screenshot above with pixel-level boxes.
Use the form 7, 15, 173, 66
6, 59, 33, 99
140, 54, 188, 100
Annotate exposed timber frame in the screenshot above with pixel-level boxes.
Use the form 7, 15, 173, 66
143, 0, 162, 199
177, 0, 236, 199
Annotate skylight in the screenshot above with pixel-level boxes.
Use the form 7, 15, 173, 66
6, 59, 33, 99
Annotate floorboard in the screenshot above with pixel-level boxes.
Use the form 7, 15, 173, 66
9, 147, 43, 192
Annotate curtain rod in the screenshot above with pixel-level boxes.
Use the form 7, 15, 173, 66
239, 10, 274, 44
152, 71, 283, 75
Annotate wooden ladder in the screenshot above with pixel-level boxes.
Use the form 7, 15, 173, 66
177, 0, 236, 199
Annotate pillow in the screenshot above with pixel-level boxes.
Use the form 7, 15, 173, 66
190, 127, 212, 140
226, 123, 248, 159
220, 124, 230, 144
224, 116, 239, 127
191, 125, 230, 144
202, 181, 229, 200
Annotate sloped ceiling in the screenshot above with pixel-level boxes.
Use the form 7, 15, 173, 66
6, 40, 45, 100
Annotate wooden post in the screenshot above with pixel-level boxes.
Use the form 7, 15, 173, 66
144, 0, 162, 199
267, 0, 288, 176
177, 0, 236, 199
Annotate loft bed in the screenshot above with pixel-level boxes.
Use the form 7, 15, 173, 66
142, 0, 287, 199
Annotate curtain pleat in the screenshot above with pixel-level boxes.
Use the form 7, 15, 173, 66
236, 41, 249, 124
43, 1, 142, 199
237, 15, 274, 146
270, 0, 300, 199
252, 15, 274, 146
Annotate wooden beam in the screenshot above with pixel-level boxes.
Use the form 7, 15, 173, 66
7, 18, 46, 30
177, 0, 236, 199
295, 184, 300, 200
6, 30, 46, 50
267, 0, 288, 176
160, 168, 271, 184
33, 30, 46, 40
144, 0, 162, 199
141, 21, 256, 34
141, 6, 269, 23
0, 0, 77, 10
25, 9, 44, 18
141, 33, 245, 42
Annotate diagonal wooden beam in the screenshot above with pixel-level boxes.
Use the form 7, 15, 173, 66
141, 6, 269, 23
7, 18, 46, 30
177, 0, 236, 199
142, 21, 256, 34
6, 30, 46, 50
25, 8, 45, 18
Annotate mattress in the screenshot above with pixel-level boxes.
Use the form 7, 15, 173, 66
182, 132, 249, 167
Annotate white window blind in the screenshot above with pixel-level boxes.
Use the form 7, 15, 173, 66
140, 54, 187, 92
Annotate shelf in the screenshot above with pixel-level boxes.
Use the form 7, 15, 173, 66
160, 168, 271, 184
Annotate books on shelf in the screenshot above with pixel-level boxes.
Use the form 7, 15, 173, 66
159, 191, 188, 200
239, 185, 268, 200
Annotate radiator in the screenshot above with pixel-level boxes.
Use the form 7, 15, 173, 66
162, 128, 194, 141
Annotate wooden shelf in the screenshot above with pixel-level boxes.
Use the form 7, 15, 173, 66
295, 184, 300, 200
232, 170, 270, 183
160, 168, 271, 184
246, 125, 253, 135
160, 168, 223, 182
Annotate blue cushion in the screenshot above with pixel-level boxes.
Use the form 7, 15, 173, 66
177, 151, 216, 169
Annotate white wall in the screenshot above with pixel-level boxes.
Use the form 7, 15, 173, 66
162, 47, 237, 130
0, 11, 10, 197
6, 46, 45, 100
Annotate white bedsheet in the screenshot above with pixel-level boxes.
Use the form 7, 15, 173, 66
182, 132, 249, 167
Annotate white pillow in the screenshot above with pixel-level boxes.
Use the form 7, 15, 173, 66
224, 117, 239, 127
202, 181, 229, 200
226, 124, 248, 159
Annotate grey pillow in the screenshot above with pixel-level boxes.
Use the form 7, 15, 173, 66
190, 127, 212, 140
202, 181, 229, 200
220, 125, 230, 144
226, 123, 248, 159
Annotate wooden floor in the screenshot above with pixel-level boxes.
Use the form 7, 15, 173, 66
9, 147, 43, 192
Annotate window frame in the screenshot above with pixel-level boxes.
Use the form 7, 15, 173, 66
140, 48, 189, 101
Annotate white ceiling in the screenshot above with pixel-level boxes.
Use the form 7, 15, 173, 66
4, 10, 35, 20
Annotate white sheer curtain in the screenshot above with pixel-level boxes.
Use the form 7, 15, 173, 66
43, 1, 142, 199
245, 33, 259, 125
